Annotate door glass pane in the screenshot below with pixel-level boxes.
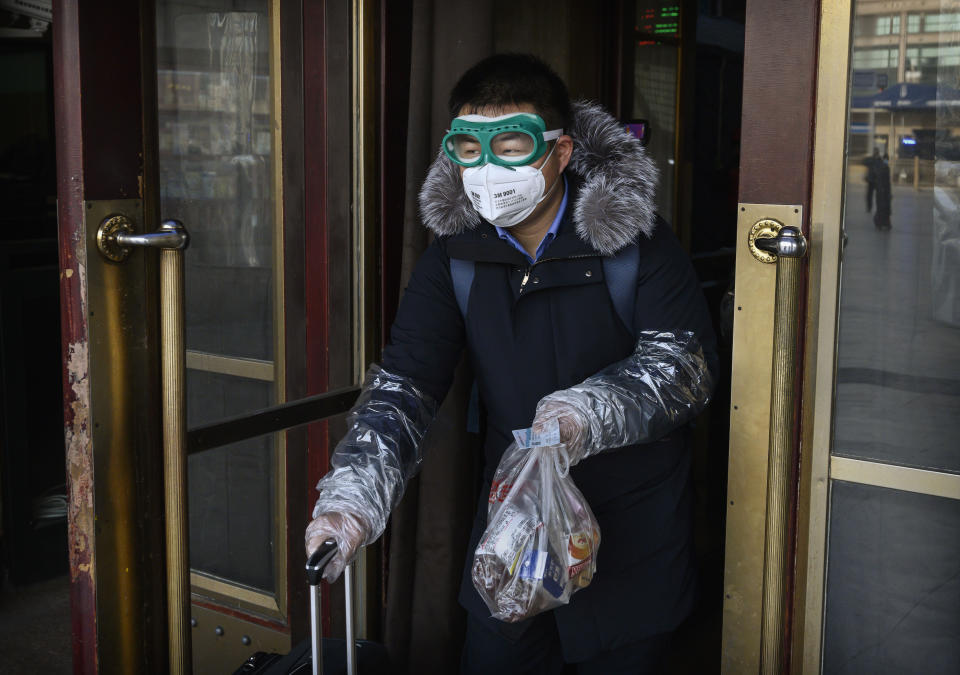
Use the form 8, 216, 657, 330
822, 482, 960, 673
836, 4, 960, 474
156, 0, 279, 592
157, 5, 274, 362
825, 6, 960, 672
632, 1, 681, 225
186, 371, 275, 590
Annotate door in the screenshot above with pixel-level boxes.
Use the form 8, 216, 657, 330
156, 3, 299, 667
723, 0, 960, 672
54, 1, 376, 672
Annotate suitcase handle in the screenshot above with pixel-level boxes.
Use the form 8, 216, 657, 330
307, 539, 358, 675
306, 539, 338, 586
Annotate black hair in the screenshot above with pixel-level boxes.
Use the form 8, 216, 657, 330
448, 53, 572, 131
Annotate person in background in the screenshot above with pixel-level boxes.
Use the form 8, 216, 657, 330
304, 54, 718, 674
866, 147, 881, 212
873, 153, 892, 230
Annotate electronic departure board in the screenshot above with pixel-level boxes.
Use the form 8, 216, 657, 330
637, 2, 681, 43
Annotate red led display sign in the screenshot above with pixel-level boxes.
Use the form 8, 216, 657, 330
636, 1, 680, 43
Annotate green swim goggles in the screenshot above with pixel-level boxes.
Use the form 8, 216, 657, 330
442, 112, 564, 168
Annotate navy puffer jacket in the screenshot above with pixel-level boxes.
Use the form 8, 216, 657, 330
377, 102, 718, 660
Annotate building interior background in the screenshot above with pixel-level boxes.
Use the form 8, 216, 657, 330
0, 0, 958, 672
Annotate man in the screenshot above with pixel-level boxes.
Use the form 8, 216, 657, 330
305, 54, 718, 674
866, 147, 880, 212
873, 153, 892, 230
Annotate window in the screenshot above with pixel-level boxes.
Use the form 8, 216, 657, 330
905, 45, 960, 85
925, 12, 960, 33
875, 15, 900, 36
856, 15, 901, 37
907, 13, 922, 33
852, 47, 899, 70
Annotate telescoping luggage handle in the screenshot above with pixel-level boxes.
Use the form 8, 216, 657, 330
306, 541, 358, 675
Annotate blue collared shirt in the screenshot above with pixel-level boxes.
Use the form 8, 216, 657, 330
495, 176, 568, 264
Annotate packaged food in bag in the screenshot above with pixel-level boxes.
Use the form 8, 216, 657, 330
471, 434, 601, 622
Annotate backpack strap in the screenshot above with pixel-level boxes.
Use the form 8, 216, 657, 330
602, 243, 641, 337
450, 258, 475, 319
450, 251, 639, 433
450, 258, 480, 433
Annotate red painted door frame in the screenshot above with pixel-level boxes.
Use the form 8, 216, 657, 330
53, 1, 167, 672
54, 0, 336, 668
302, 0, 414, 636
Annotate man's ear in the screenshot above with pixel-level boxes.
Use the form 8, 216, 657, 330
555, 135, 574, 174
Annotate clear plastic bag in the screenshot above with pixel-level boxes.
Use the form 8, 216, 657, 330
471, 439, 601, 623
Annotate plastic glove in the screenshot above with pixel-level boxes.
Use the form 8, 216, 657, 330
531, 400, 591, 466
309, 365, 438, 557
533, 331, 713, 464
304, 511, 370, 583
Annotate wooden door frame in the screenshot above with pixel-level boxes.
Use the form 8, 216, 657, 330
54, 0, 330, 669
53, 1, 167, 672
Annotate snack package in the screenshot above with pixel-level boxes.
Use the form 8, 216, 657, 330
471, 431, 601, 622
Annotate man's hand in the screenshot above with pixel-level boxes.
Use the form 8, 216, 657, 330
532, 399, 590, 465
304, 511, 369, 583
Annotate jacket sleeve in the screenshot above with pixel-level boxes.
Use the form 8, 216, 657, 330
537, 220, 717, 456
633, 217, 719, 379
312, 239, 465, 543
537, 330, 713, 457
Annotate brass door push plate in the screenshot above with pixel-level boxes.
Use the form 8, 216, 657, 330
723, 201, 804, 674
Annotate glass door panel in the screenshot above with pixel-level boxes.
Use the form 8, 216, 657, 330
837, 2, 960, 476
822, 482, 960, 672
186, 371, 275, 591
155, 0, 283, 601
823, 3, 960, 671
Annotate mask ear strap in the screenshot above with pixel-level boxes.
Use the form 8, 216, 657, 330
542, 129, 563, 141
539, 139, 559, 168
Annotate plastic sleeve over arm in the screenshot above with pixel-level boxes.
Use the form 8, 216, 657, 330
536, 330, 713, 461
310, 364, 438, 545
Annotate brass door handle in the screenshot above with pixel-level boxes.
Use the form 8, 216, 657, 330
753, 226, 808, 258
97, 216, 189, 261
757, 223, 808, 674
95, 213, 193, 673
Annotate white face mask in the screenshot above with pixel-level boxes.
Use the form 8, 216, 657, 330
461, 144, 558, 228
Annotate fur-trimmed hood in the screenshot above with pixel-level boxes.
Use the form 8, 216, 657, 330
418, 100, 659, 256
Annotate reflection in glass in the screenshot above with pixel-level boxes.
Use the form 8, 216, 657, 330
156, 0, 278, 593
632, 41, 677, 225
822, 482, 960, 674
631, 2, 681, 225
186, 370, 275, 591
157, 5, 275, 362
836, 3, 960, 474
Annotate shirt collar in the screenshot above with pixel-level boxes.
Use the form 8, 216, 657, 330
495, 175, 569, 263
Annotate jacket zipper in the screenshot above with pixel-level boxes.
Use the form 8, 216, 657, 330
518, 253, 595, 296
520, 269, 531, 292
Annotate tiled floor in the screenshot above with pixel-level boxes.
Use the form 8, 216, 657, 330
0, 574, 71, 674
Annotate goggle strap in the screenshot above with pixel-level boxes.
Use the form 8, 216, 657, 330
542, 129, 563, 141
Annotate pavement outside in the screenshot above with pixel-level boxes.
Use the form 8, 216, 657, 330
835, 181, 960, 473
823, 178, 960, 673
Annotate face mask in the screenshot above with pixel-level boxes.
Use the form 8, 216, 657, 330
461, 143, 558, 228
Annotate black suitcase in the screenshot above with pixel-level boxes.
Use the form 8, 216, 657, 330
233, 541, 390, 675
